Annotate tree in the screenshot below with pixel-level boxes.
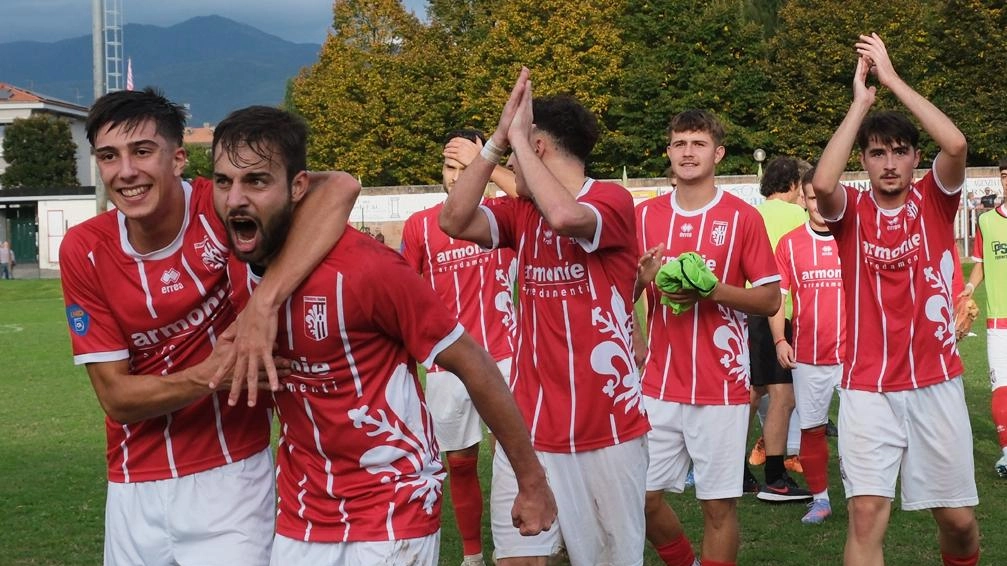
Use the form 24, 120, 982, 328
605, 0, 772, 176
184, 143, 213, 179
765, 1, 941, 166
0, 114, 79, 189
290, 0, 459, 185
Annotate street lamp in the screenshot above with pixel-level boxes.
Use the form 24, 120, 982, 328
753, 148, 766, 180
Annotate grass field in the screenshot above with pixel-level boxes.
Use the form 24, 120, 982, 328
1, 276, 1005, 565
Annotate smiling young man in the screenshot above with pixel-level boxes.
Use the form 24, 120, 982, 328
59, 88, 360, 565
634, 109, 781, 566
212, 105, 555, 566
812, 34, 979, 566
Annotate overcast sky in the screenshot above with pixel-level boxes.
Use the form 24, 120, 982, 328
0, 0, 429, 45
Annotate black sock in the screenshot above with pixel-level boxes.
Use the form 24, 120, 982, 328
765, 455, 785, 484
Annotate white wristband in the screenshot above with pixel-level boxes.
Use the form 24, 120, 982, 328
965, 282, 975, 294
480, 138, 505, 163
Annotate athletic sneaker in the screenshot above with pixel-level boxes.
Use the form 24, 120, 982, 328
996, 454, 1007, 478
684, 468, 695, 489
743, 466, 761, 495
461, 554, 486, 566
748, 436, 766, 466
756, 472, 813, 503
784, 454, 804, 474
825, 419, 839, 437
801, 499, 832, 525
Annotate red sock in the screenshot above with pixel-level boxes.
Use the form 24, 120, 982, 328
993, 387, 1007, 448
800, 426, 829, 494
654, 533, 695, 566
446, 453, 483, 556
942, 548, 979, 566
699, 560, 736, 566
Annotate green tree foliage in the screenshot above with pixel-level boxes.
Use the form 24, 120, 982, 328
290, 0, 459, 185
457, 0, 627, 178
930, 1, 1007, 165
184, 143, 213, 179
606, 0, 772, 176
0, 114, 79, 189
292, 0, 1007, 183
766, 1, 941, 166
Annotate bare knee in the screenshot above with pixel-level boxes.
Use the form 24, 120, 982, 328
933, 507, 978, 544
700, 498, 737, 530
847, 496, 890, 540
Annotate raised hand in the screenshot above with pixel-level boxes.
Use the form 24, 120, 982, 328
852, 55, 877, 109
855, 33, 899, 88
443, 137, 480, 168
637, 243, 667, 287
489, 67, 530, 150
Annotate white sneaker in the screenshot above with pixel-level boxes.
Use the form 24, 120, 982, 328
996, 454, 1007, 478
461, 554, 486, 566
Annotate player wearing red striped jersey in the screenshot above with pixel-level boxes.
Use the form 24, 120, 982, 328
212, 105, 554, 566
812, 34, 979, 566
60, 88, 360, 565
401, 129, 518, 566
770, 172, 845, 524
440, 68, 650, 566
635, 110, 781, 566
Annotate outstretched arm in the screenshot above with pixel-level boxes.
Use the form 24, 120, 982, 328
813, 56, 875, 220
856, 33, 967, 187
441, 69, 529, 246
218, 171, 360, 406
435, 333, 557, 535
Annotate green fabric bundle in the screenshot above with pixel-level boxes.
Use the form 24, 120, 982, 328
654, 252, 719, 314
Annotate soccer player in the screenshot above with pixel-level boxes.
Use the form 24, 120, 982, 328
812, 34, 980, 566
440, 68, 650, 566
770, 167, 845, 524
960, 171, 1007, 478
212, 105, 555, 566
400, 129, 518, 566
747, 156, 811, 502
59, 88, 360, 565
635, 109, 781, 566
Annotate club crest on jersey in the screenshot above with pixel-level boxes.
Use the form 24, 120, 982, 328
905, 201, 919, 220
710, 221, 729, 246
66, 304, 90, 336
160, 268, 184, 294
304, 296, 328, 341
194, 235, 227, 272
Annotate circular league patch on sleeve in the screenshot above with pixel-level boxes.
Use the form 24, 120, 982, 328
66, 304, 90, 336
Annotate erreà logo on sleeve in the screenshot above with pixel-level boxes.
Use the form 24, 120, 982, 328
66, 304, 90, 336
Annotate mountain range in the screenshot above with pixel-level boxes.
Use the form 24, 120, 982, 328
0, 15, 322, 125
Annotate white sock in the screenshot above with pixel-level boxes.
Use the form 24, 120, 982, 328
813, 490, 829, 502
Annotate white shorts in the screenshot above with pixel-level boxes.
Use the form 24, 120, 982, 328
988, 328, 1007, 390
838, 380, 978, 510
426, 358, 512, 452
270, 531, 440, 566
491, 437, 647, 566
644, 396, 749, 500
104, 448, 275, 566
793, 363, 841, 429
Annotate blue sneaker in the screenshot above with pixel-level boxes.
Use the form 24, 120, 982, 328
684, 468, 695, 489
801, 499, 832, 525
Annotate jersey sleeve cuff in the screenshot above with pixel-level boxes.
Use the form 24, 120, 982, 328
73, 350, 130, 366
574, 202, 603, 253
421, 323, 466, 370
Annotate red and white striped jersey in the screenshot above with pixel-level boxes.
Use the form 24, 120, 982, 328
775, 224, 846, 366
482, 179, 650, 453
827, 169, 964, 391
401, 202, 516, 370
229, 228, 457, 543
636, 189, 780, 405
59, 179, 271, 483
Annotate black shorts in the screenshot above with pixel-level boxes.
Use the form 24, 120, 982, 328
748, 315, 793, 386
